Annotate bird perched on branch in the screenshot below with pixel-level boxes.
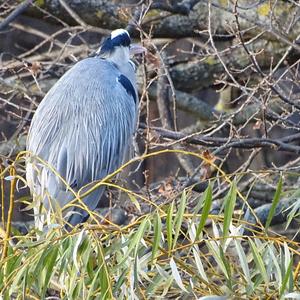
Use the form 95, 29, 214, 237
26, 29, 145, 230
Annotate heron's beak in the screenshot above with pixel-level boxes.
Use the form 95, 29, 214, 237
130, 44, 147, 56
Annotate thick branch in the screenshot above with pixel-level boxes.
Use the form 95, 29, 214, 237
25, 1, 299, 39
140, 125, 300, 154
0, 0, 35, 31
169, 39, 299, 92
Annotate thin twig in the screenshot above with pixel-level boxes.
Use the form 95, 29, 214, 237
140, 124, 300, 154
1, 167, 16, 261
58, 0, 87, 27
0, 0, 35, 31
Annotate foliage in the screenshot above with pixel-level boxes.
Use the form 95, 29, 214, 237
1, 161, 300, 299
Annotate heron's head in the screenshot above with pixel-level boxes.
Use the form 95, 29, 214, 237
97, 29, 145, 67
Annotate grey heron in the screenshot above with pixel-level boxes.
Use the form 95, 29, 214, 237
26, 29, 145, 230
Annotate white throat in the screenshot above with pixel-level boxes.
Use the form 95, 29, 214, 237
107, 47, 130, 67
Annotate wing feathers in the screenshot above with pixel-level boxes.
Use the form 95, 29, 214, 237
27, 57, 137, 220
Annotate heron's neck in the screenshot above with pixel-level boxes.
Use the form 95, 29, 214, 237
107, 47, 130, 68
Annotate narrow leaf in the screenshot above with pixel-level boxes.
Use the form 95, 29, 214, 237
223, 182, 237, 242
192, 246, 208, 281
72, 229, 86, 273
87, 267, 102, 299
284, 292, 300, 299
151, 212, 162, 263
41, 246, 59, 296
195, 184, 212, 241
121, 217, 149, 265
265, 176, 283, 230
279, 257, 293, 298
234, 240, 252, 288
173, 191, 186, 249
170, 257, 187, 292
249, 239, 268, 283
129, 194, 141, 212
166, 202, 174, 254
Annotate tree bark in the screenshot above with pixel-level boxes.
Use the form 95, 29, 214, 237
26, 1, 299, 39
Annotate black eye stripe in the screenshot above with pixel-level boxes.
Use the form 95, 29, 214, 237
99, 33, 131, 55
111, 33, 131, 47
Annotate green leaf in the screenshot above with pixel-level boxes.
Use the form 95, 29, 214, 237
206, 240, 227, 278
234, 240, 252, 292
249, 239, 268, 283
219, 245, 232, 289
192, 246, 208, 281
195, 184, 212, 241
120, 217, 149, 265
151, 212, 162, 264
91, 240, 112, 300
87, 267, 102, 299
146, 272, 166, 296
286, 200, 300, 229
9, 262, 28, 295
100, 260, 111, 300
265, 176, 283, 231
69, 266, 82, 299
223, 182, 237, 242
279, 256, 293, 298
166, 202, 174, 254
4, 252, 20, 275
170, 257, 187, 292
33, 246, 48, 279
113, 268, 127, 294
268, 244, 282, 286
22, 267, 28, 299
72, 229, 86, 273
41, 245, 59, 297
129, 193, 141, 212
173, 190, 186, 249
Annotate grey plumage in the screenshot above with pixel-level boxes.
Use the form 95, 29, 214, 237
26, 29, 144, 229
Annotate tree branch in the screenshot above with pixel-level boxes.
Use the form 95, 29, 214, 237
0, 0, 35, 31
140, 125, 300, 154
